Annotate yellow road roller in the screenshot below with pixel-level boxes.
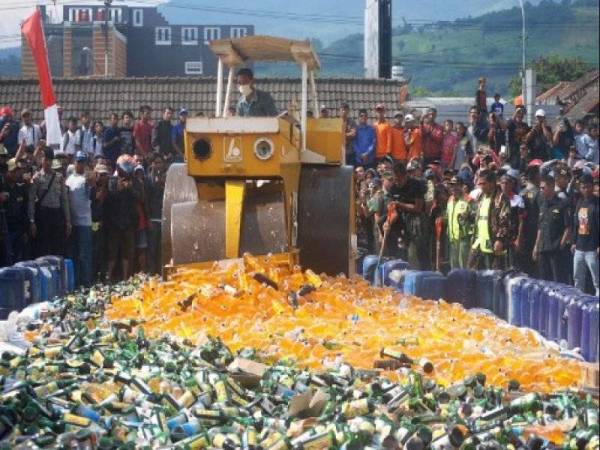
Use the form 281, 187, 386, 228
162, 35, 356, 276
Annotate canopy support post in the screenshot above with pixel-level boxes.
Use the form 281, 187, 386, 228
309, 70, 319, 119
301, 61, 308, 152
223, 66, 234, 117
216, 57, 223, 117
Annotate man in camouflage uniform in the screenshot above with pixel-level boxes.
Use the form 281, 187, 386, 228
468, 169, 512, 270
28, 147, 71, 257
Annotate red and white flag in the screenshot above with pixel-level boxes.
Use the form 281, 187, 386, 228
21, 9, 61, 146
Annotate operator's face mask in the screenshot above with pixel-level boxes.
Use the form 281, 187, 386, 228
238, 84, 253, 97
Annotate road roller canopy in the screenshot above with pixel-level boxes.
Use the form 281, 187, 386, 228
208, 35, 324, 149
209, 35, 320, 70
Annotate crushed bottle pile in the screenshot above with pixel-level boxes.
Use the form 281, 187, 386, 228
0, 256, 597, 449
107, 256, 584, 393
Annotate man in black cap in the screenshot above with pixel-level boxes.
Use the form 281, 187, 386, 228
28, 147, 71, 257
236, 68, 278, 117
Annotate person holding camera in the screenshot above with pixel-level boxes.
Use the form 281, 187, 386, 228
506, 106, 530, 169
525, 109, 553, 161
421, 107, 444, 166
104, 155, 139, 282
552, 118, 574, 160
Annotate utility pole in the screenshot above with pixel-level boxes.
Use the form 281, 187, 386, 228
103, 0, 113, 77
518, 0, 526, 114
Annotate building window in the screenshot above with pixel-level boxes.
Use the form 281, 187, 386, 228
204, 27, 221, 44
132, 9, 143, 27
231, 27, 248, 38
182, 27, 198, 45
69, 7, 92, 22
155, 27, 172, 45
185, 61, 204, 75
109, 7, 122, 23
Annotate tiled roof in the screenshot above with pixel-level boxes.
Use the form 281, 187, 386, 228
0, 77, 406, 122
536, 81, 571, 104
564, 83, 599, 121
536, 71, 599, 107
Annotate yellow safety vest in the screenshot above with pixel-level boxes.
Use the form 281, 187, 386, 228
474, 195, 493, 253
447, 196, 469, 242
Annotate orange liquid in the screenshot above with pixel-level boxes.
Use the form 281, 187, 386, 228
105, 260, 584, 393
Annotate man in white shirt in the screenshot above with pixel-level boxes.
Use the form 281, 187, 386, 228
574, 120, 593, 160
60, 116, 79, 157
17, 109, 41, 148
65, 151, 93, 286
75, 111, 94, 157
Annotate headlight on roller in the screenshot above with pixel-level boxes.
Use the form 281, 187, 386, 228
192, 138, 212, 161
253, 138, 274, 161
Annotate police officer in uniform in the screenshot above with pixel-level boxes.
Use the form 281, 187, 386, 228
533, 174, 571, 283
0, 158, 30, 264
28, 147, 71, 256
519, 165, 541, 275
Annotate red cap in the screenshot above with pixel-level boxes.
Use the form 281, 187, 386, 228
528, 159, 543, 167
0, 106, 13, 117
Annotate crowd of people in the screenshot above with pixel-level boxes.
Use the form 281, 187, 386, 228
1, 74, 599, 295
0, 105, 185, 285
350, 86, 599, 296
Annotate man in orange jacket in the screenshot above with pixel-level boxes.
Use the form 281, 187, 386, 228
390, 111, 408, 163
374, 104, 392, 162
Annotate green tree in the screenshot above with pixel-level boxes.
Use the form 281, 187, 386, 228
412, 86, 430, 97
509, 54, 590, 97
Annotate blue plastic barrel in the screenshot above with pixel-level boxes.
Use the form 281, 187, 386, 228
583, 301, 600, 362
28, 260, 59, 300
492, 271, 511, 320
355, 255, 365, 277
445, 269, 477, 308
557, 292, 576, 343
539, 282, 560, 338
362, 255, 380, 284
380, 259, 410, 288
14, 265, 41, 305
64, 258, 75, 293
403, 271, 433, 296
16, 261, 54, 301
475, 270, 497, 311
36, 256, 66, 297
519, 280, 534, 328
545, 286, 560, 341
420, 274, 446, 300
404, 271, 446, 300
567, 296, 597, 350
528, 282, 543, 333
506, 275, 528, 326
0, 267, 32, 319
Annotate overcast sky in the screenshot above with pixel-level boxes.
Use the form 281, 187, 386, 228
0, 0, 165, 49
